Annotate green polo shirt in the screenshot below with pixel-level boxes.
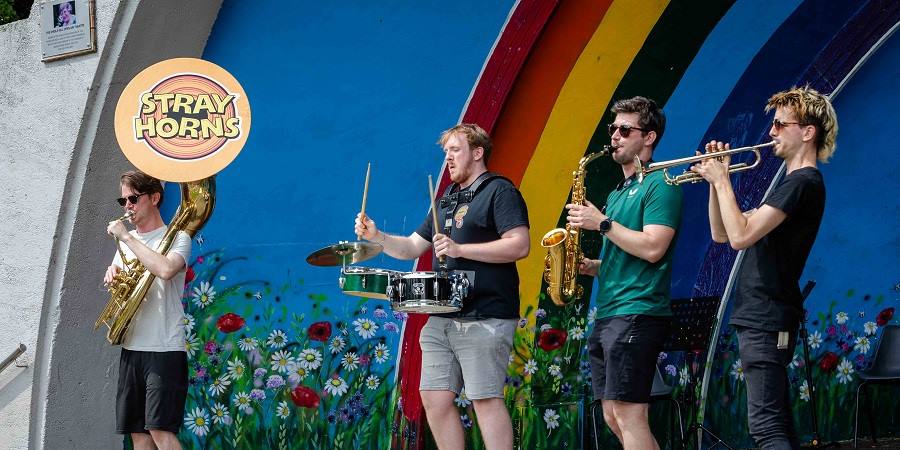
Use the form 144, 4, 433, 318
595, 169, 682, 319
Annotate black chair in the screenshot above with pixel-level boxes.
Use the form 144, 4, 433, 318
853, 324, 900, 448
589, 366, 684, 450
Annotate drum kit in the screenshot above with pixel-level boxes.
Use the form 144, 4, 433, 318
304, 164, 470, 314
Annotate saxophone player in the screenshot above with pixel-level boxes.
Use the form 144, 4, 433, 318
566, 97, 682, 450
104, 170, 192, 450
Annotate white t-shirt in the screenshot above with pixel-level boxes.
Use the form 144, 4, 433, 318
111, 226, 192, 352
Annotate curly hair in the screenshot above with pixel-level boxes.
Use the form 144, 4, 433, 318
765, 86, 838, 162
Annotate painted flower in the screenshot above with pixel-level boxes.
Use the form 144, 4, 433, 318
297, 348, 323, 370
864, 321, 878, 336
341, 352, 360, 371
587, 307, 598, 323
227, 358, 246, 380
461, 414, 473, 429
454, 390, 471, 408
807, 330, 822, 349
184, 407, 210, 436
276, 400, 291, 419
191, 281, 216, 309
876, 307, 895, 326
569, 326, 585, 340
383, 322, 400, 333
182, 313, 195, 333
353, 318, 379, 339
237, 336, 258, 352
665, 364, 677, 377
267, 329, 288, 349
250, 389, 266, 401
517, 318, 528, 328
835, 311, 848, 325
537, 328, 568, 352
374, 307, 389, 319
543, 408, 560, 430
366, 374, 380, 390
184, 333, 199, 358
266, 374, 285, 389
233, 392, 252, 412
535, 308, 547, 320
208, 375, 231, 396
204, 341, 220, 356
324, 375, 349, 397
253, 368, 267, 378
789, 354, 803, 370
799, 380, 810, 402
291, 385, 320, 408
854, 336, 871, 354
185, 265, 196, 284
836, 358, 855, 384
287, 362, 308, 383
679, 366, 690, 387
270, 350, 294, 374
216, 313, 245, 333
523, 359, 538, 376
657, 352, 668, 364
308, 321, 332, 342
210, 402, 230, 425
730, 359, 744, 381
548, 364, 562, 378
330, 336, 346, 354
373, 343, 391, 363
819, 351, 839, 372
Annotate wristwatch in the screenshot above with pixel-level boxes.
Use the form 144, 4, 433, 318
598, 217, 613, 235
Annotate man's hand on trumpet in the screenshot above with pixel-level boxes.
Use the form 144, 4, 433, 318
691, 140, 731, 185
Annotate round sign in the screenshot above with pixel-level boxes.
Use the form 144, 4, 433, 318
114, 58, 251, 182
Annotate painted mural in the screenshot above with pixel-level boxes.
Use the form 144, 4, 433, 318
160, 1, 900, 449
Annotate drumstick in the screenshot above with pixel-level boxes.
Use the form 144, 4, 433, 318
428, 175, 446, 266
358, 162, 371, 240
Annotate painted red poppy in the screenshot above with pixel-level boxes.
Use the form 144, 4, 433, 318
216, 313, 245, 333
185, 266, 196, 283
818, 351, 839, 372
291, 385, 320, 408
537, 328, 568, 352
308, 321, 332, 342
876, 307, 895, 326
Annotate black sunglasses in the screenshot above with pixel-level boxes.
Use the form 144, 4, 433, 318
607, 123, 649, 138
771, 118, 802, 131
116, 192, 147, 206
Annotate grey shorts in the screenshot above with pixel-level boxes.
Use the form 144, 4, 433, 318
418, 316, 517, 399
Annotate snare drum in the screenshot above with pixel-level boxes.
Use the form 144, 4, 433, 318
389, 271, 470, 314
339, 266, 397, 300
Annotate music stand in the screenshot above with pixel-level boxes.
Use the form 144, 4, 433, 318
664, 296, 734, 450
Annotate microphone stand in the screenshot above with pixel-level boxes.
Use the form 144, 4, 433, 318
798, 280, 839, 448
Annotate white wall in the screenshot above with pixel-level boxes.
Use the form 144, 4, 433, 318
0, 1, 221, 448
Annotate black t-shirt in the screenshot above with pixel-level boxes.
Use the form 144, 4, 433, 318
415, 175, 529, 319
730, 167, 825, 331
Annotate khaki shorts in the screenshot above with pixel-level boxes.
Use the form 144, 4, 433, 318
419, 316, 516, 399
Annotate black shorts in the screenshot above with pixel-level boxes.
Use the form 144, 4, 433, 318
116, 349, 188, 434
588, 314, 670, 403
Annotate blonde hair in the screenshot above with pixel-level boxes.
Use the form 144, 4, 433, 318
765, 86, 838, 162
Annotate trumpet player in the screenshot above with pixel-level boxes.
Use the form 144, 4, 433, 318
104, 170, 192, 450
566, 96, 682, 450
691, 86, 837, 450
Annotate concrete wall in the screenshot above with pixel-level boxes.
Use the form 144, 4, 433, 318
0, 1, 221, 448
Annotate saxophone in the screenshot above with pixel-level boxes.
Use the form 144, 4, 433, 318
540, 146, 610, 306
95, 177, 215, 345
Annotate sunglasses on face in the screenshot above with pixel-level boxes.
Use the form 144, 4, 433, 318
116, 192, 147, 206
607, 123, 649, 138
771, 118, 802, 131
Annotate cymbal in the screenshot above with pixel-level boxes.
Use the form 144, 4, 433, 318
305, 241, 383, 266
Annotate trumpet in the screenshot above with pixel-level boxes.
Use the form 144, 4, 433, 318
635, 141, 776, 185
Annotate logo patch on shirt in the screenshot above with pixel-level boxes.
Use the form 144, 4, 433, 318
628, 187, 639, 197
454, 205, 469, 228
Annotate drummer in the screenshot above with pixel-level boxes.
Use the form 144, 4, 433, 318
355, 123, 529, 449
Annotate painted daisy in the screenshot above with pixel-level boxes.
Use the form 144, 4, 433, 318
454, 390, 471, 408
270, 350, 294, 374
543, 408, 560, 430
373, 343, 390, 363
232, 391, 252, 412
353, 318, 379, 339
324, 375, 349, 396
799, 380, 810, 402
854, 336, 871, 354
365, 374, 380, 390
569, 326, 585, 340
548, 364, 562, 378
340, 352, 360, 371
287, 362, 309, 383
330, 336, 346, 354
731, 359, 744, 382
182, 313, 195, 333
297, 348, 323, 370
237, 336, 258, 352
226, 358, 246, 380
864, 321, 877, 336
836, 358, 855, 384
191, 281, 216, 309
523, 359, 538, 376
184, 333, 199, 358
210, 402, 230, 425
807, 330, 822, 349
208, 375, 231, 396
267, 329, 288, 349
835, 311, 849, 325
184, 407, 210, 436
276, 400, 291, 419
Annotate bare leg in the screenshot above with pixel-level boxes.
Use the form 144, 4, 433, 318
148, 430, 182, 450
421, 390, 465, 450
131, 433, 157, 450
601, 400, 624, 443
609, 400, 659, 450
471, 398, 513, 450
